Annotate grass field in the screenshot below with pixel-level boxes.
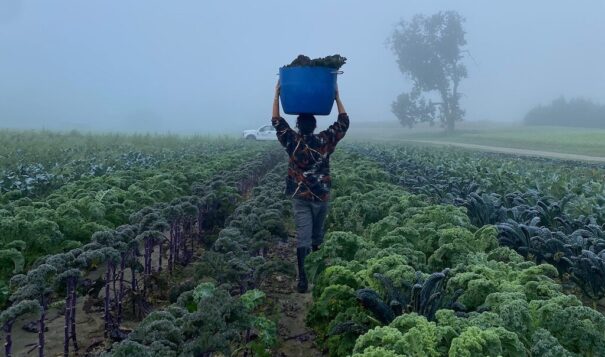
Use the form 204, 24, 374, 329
348, 121, 605, 157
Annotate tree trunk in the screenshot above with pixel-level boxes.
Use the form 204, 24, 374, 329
437, 88, 454, 134
446, 117, 455, 133
444, 79, 461, 134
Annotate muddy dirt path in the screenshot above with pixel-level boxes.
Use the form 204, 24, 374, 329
265, 238, 323, 357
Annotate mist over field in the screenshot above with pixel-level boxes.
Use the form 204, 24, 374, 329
0, 0, 604, 134
4, 2, 605, 356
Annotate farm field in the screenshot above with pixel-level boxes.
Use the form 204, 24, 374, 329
2, 131, 605, 356
348, 122, 605, 158
3, 1, 605, 356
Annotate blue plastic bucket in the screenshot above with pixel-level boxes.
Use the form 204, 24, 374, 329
279, 66, 340, 116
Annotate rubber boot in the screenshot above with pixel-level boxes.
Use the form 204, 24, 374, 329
296, 247, 310, 293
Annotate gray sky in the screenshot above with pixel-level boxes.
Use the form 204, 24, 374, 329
1, 0, 604, 133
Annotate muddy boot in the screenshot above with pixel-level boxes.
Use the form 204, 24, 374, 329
296, 247, 310, 293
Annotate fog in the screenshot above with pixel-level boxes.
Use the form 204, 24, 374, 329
1, 0, 604, 134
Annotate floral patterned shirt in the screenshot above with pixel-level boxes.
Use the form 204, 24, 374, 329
271, 113, 349, 201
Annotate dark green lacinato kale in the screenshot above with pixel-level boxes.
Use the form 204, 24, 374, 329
355, 289, 395, 324
284, 54, 347, 70
570, 250, 605, 301
355, 268, 457, 325
453, 192, 507, 227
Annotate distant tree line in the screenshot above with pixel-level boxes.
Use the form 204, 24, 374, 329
524, 97, 605, 128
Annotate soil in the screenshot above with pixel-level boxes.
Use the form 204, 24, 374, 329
262, 238, 323, 357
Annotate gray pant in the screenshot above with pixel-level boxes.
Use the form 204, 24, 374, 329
293, 198, 329, 249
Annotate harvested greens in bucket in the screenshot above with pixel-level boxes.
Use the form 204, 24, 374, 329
283, 54, 347, 70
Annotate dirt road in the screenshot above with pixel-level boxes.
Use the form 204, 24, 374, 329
397, 139, 605, 163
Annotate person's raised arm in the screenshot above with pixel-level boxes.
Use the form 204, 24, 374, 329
272, 81, 281, 118
271, 80, 294, 148
319, 86, 349, 146
335, 87, 346, 115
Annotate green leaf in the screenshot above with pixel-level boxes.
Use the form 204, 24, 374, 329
192, 282, 216, 303
240, 289, 266, 311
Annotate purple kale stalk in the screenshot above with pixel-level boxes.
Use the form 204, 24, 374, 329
0, 300, 42, 357
9, 264, 57, 357
56, 269, 80, 356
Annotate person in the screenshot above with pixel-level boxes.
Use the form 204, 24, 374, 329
271, 81, 350, 293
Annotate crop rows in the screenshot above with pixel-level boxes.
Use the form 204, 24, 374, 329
0, 132, 246, 199
109, 162, 293, 356
3, 136, 605, 357
0, 136, 284, 356
347, 143, 605, 304
306, 150, 605, 356
0, 140, 273, 305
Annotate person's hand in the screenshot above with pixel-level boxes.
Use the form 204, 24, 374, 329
275, 80, 281, 98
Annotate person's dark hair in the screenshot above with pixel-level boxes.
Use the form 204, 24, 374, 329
296, 114, 317, 135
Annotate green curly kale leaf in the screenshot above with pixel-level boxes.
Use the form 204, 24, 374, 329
352, 346, 404, 357
312, 265, 361, 299
530, 328, 576, 357
284, 54, 347, 69
448, 326, 525, 357
353, 317, 441, 357
307, 284, 357, 338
